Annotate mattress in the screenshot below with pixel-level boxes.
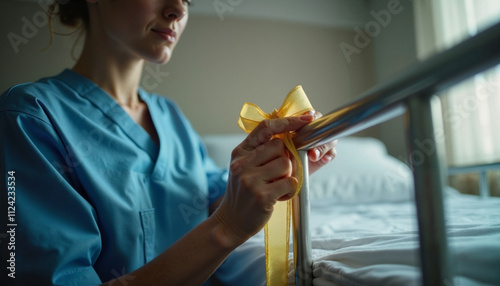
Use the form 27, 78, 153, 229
297, 192, 500, 286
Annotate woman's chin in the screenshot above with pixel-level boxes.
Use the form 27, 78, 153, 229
150, 47, 173, 64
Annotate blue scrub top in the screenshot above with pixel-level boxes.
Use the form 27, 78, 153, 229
0, 69, 266, 285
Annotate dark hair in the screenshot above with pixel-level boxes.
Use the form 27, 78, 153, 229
46, 0, 88, 58
48, 0, 89, 29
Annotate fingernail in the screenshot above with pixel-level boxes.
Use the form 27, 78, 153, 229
323, 154, 334, 162
300, 114, 314, 122
314, 149, 320, 159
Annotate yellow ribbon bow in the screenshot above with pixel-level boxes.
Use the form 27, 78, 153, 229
237, 85, 314, 286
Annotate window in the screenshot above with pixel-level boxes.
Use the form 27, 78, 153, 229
413, 0, 500, 196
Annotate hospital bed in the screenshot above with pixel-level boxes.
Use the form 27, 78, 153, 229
203, 20, 500, 286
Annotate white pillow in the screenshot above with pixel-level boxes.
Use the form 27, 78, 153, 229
308, 137, 414, 203
201, 134, 414, 203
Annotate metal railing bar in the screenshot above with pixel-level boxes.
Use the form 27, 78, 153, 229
479, 171, 490, 198
448, 162, 500, 197
293, 21, 500, 150
293, 151, 313, 286
448, 162, 500, 175
407, 95, 451, 286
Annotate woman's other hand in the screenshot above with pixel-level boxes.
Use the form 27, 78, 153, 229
305, 111, 338, 174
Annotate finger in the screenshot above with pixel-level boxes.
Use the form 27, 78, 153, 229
308, 139, 338, 162
266, 176, 298, 201
230, 136, 293, 176
245, 138, 288, 167
240, 115, 314, 151
320, 147, 337, 164
259, 155, 293, 182
312, 110, 322, 120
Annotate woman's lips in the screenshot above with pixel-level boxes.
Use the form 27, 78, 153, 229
151, 28, 177, 43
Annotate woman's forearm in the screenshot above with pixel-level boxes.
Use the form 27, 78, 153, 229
102, 214, 241, 286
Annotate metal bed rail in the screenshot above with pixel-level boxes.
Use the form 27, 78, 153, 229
291, 21, 500, 286
448, 162, 500, 198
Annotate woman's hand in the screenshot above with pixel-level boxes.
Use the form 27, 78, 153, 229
305, 111, 338, 174
211, 112, 337, 246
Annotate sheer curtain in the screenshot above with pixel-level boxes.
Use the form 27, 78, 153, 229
413, 0, 500, 167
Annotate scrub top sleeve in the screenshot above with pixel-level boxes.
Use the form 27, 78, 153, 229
195, 135, 228, 206
0, 111, 102, 285
205, 158, 228, 206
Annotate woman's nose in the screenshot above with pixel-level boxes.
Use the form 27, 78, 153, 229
163, 1, 187, 22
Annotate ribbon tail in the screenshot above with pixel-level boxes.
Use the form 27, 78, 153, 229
283, 134, 303, 198
265, 133, 303, 286
265, 200, 291, 286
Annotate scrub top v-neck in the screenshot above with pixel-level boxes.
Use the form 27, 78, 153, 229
0, 69, 229, 285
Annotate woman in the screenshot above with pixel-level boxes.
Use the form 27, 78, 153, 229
0, 0, 336, 285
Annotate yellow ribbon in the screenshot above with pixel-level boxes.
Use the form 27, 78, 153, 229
237, 85, 314, 286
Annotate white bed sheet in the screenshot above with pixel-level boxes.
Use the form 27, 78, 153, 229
293, 192, 500, 286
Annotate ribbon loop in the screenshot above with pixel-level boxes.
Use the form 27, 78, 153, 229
237, 85, 314, 286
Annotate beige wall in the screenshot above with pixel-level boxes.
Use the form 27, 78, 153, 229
1, 1, 419, 159
369, 0, 418, 160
